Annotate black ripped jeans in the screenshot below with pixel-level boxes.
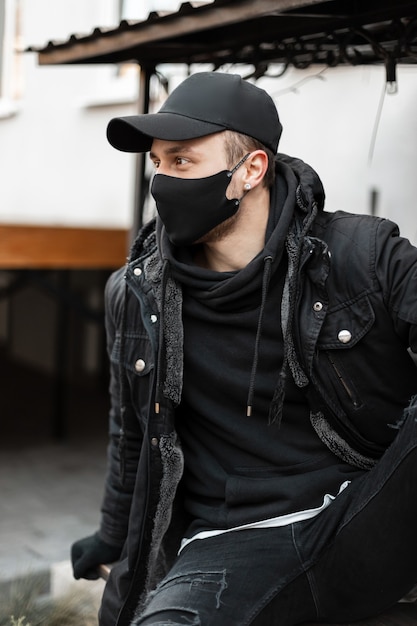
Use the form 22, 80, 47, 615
133, 406, 417, 626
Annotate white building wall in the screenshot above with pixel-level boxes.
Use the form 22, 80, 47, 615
1, 0, 139, 229
260, 64, 417, 244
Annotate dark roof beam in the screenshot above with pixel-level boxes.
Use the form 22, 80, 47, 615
35, 0, 332, 65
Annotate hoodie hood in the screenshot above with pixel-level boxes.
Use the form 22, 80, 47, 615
277, 153, 325, 214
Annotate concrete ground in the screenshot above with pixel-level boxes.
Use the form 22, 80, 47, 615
0, 354, 110, 609
0, 438, 107, 585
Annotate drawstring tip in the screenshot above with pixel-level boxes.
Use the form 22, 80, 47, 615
155, 402, 160, 414
247, 405, 252, 417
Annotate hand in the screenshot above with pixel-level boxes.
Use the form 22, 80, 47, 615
71, 532, 122, 580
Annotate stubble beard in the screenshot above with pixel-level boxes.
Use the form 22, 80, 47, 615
193, 180, 244, 245
193, 209, 241, 245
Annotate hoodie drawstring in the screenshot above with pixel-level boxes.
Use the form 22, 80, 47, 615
246, 255, 273, 417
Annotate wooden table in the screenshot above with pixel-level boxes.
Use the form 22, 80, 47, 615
0, 223, 129, 269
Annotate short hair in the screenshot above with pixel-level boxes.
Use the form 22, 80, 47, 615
223, 130, 276, 189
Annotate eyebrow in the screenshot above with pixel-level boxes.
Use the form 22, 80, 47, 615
149, 144, 196, 160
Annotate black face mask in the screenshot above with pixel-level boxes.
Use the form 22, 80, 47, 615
151, 153, 250, 247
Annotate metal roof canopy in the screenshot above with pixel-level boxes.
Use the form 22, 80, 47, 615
31, 0, 417, 75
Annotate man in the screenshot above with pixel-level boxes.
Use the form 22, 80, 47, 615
71, 71, 417, 625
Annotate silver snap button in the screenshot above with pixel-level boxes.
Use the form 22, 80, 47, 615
134, 358, 146, 372
338, 330, 352, 344
313, 301, 323, 312
150, 314, 158, 323
133, 267, 142, 276
151, 437, 159, 447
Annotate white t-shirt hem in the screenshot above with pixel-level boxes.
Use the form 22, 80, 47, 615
179, 480, 350, 554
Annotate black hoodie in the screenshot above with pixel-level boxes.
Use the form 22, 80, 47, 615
159, 159, 364, 536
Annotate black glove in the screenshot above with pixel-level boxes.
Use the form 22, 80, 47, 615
71, 532, 122, 580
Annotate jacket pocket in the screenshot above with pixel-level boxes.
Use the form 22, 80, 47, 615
317, 293, 375, 350
323, 351, 363, 410
111, 331, 155, 425
316, 294, 375, 411
110, 330, 154, 376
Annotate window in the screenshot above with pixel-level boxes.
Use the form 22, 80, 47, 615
0, 0, 22, 117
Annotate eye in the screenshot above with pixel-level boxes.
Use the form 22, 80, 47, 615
152, 160, 160, 169
175, 157, 190, 166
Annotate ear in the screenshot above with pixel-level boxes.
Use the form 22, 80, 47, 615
242, 150, 269, 189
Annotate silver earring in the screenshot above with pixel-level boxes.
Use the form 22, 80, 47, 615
244, 183, 251, 190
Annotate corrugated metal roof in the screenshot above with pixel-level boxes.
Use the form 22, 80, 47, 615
27, 0, 417, 70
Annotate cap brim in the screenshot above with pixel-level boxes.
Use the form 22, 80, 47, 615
106, 113, 225, 153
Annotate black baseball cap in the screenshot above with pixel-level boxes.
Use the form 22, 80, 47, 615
106, 72, 282, 154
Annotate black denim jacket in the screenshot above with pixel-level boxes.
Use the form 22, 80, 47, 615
97, 175, 417, 626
